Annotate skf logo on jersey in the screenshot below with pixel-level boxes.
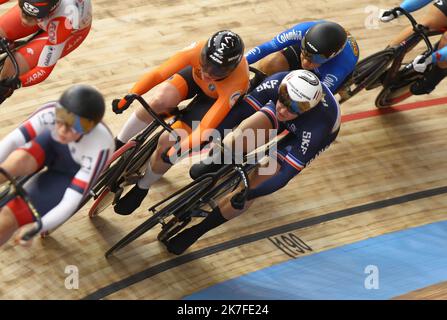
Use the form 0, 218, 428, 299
256, 79, 279, 92
229, 91, 242, 107
301, 131, 312, 155
22, 2, 40, 17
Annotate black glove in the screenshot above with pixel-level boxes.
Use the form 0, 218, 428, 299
0, 81, 16, 104
112, 97, 131, 114
0, 77, 21, 90
230, 191, 246, 210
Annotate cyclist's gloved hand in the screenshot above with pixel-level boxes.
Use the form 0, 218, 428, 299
0, 78, 18, 104
412, 54, 433, 73
112, 97, 132, 114
230, 191, 246, 210
380, 9, 401, 22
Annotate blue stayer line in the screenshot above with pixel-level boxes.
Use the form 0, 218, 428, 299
185, 220, 447, 300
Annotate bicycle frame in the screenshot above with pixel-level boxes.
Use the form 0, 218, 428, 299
340, 7, 443, 104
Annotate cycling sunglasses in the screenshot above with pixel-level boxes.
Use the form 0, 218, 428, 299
55, 105, 95, 134
200, 52, 233, 80
300, 38, 331, 65
278, 84, 311, 115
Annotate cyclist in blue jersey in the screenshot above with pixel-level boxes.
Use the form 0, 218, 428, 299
381, 0, 447, 94
246, 20, 359, 94
165, 70, 341, 255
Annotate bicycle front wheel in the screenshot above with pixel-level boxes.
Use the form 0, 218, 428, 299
105, 175, 214, 258
375, 69, 423, 108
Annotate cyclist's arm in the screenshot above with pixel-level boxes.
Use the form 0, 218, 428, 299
0, 105, 54, 162
247, 160, 300, 200
127, 47, 195, 96
245, 21, 318, 64
20, 17, 74, 87
247, 118, 331, 200
40, 146, 112, 232
400, 0, 434, 12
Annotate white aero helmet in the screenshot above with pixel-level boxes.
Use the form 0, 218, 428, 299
278, 70, 323, 114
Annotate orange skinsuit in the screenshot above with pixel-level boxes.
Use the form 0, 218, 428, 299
117, 41, 250, 158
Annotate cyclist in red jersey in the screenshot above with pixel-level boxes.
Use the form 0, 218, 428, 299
0, 0, 92, 103
112, 30, 250, 216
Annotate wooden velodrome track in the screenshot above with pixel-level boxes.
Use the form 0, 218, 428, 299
0, 0, 446, 299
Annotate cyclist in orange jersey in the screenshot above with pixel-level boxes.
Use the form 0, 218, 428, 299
112, 30, 249, 215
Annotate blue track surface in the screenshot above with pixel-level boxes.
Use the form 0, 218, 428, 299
186, 220, 447, 300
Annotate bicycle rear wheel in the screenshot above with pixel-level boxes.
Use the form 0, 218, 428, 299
339, 49, 395, 104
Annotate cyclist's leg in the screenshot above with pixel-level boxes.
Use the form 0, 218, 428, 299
190, 104, 278, 179
215, 98, 260, 138
257, 44, 301, 75
114, 72, 209, 215
166, 119, 287, 255
166, 155, 286, 255
1, 32, 49, 81
115, 67, 195, 147
114, 94, 215, 215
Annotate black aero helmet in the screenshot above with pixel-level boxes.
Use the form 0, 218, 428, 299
19, 0, 60, 19
301, 21, 348, 64
200, 30, 245, 79
57, 85, 105, 134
